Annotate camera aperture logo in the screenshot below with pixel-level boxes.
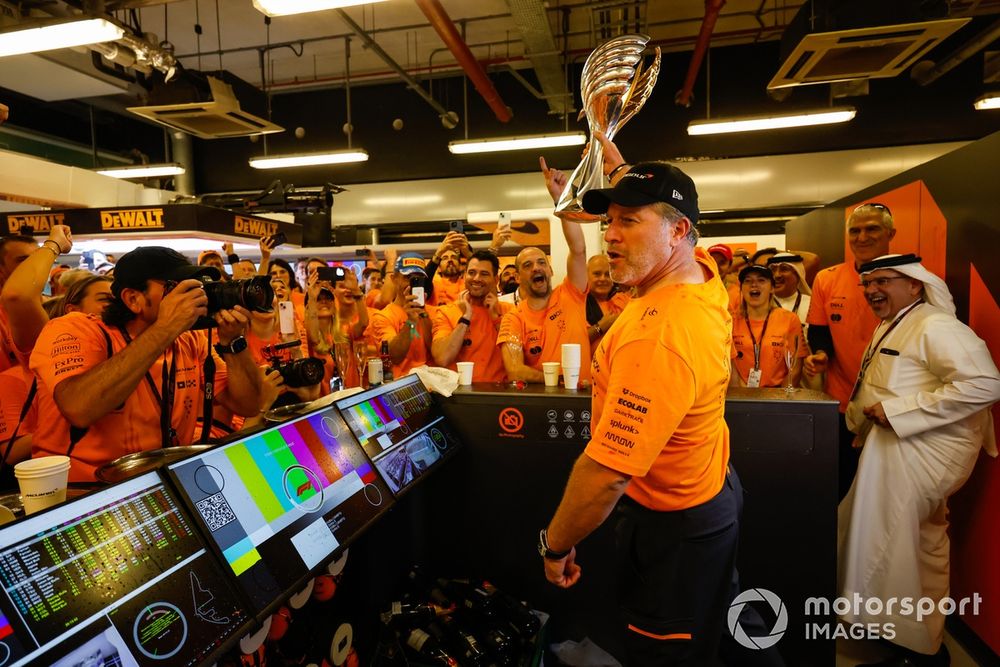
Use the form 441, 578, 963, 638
728, 588, 787, 650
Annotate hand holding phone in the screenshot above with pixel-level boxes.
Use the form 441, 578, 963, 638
497, 212, 511, 234
409, 274, 425, 307
278, 301, 296, 335
317, 266, 346, 282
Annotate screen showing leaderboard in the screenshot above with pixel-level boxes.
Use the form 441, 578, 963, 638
0, 472, 250, 667
335, 375, 462, 496
167, 405, 393, 615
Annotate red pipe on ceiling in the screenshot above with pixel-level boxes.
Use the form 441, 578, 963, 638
413, 0, 513, 123
676, 0, 727, 107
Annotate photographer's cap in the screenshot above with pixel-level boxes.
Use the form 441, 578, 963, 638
582, 162, 699, 223
395, 252, 427, 277
111, 246, 220, 297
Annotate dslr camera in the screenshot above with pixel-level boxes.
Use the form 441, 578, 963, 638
167, 275, 275, 329
266, 341, 325, 388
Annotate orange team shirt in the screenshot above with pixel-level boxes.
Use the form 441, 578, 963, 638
730, 307, 808, 387
0, 365, 38, 450
0, 307, 29, 372
587, 249, 731, 511
246, 318, 309, 367
431, 274, 463, 306
806, 262, 879, 411
496, 278, 591, 382
29, 312, 230, 482
369, 303, 430, 376
432, 301, 513, 382
726, 281, 742, 314
598, 291, 631, 317
365, 288, 383, 309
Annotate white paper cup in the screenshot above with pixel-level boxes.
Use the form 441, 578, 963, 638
456, 361, 474, 385
561, 343, 582, 368
15, 456, 71, 515
563, 366, 581, 390
368, 358, 383, 385
542, 362, 561, 387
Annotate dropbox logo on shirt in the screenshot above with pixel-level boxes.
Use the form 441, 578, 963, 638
728, 588, 788, 649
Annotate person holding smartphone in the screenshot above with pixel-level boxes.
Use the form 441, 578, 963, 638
305, 266, 370, 390
369, 253, 432, 375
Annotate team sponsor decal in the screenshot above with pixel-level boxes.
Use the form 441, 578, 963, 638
234, 215, 278, 237
101, 208, 165, 230
7, 212, 65, 233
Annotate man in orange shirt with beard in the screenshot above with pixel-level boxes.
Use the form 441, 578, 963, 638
431, 250, 512, 382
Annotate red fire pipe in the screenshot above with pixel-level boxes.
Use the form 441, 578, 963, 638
676, 0, 726, 107
414, 0, 513, 123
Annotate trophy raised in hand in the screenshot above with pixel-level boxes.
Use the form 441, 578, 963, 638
555, 34, 661, 217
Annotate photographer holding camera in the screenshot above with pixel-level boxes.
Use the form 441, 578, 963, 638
29, 247, 262, 482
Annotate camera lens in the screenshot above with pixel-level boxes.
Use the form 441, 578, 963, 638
277, 358, 325, 387
204, 276, 274, 314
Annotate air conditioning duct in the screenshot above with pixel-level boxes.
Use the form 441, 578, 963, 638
128, 70, 283, 139
768, 0, 969, 90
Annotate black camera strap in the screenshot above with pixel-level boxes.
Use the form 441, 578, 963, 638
119, 326, 178, 450
200, 328, 215, 444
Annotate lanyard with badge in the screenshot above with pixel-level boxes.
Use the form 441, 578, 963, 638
120, 327, 179, 449
744, 310, 771, 388
850, 299, 923, 400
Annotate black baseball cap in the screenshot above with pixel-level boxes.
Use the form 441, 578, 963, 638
111, 247, 220, 297
738, 265, 775, 285
581, 162, 699, 223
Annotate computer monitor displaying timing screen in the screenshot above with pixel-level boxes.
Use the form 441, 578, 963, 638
0, 471, 251, 667
167, 404, 393, 616
335, 374, 462, 496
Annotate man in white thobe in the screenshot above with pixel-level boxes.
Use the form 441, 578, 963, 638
839, 253, 1000, 667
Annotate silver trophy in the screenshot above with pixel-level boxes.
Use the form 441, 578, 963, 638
555, 34, 661, 217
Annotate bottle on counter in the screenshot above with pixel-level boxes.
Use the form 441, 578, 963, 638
380, 340, 394, 383
436, 613, 488, 666
380, 600, 449, 627
403, 627, 459, 666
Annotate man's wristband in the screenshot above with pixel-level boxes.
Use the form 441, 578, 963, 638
608, 163, 630, 180
458, 316, 471, 327
227, 253, 240, 264
538, 528, 571, 560
42, 240, 62, 256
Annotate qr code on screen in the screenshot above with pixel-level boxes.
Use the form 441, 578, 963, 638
196, 493, 236, 531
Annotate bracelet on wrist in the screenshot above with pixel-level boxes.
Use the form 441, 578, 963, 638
42, 240, 62, 256
458, 316, 471, 327
608, 163, 629, 179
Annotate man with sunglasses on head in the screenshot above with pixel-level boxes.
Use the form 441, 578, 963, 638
804, 203, 893, 500
839, 254, 999, 667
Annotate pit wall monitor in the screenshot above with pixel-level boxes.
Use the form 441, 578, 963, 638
0, 471, 251, 667
334, 374, 462, 497
167, 404, 392, 618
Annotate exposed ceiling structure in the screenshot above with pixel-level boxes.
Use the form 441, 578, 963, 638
1, 0, 999, 216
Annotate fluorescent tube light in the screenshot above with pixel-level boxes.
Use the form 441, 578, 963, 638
252, 0, 387, 17
687, 107, 857, 136
95, 163, 185, 179
973, 93, 1000, 110
249, 150, 369, 169
449, 132, 586, 155
0, 18, 124, 58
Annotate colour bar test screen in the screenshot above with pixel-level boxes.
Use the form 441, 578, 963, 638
335, 375, 462, 496
167, 405, 392, 614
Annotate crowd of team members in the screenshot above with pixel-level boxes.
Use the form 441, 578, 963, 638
0, 161, 896, 486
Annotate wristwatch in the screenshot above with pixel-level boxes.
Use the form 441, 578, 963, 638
214, 335, 248, 356
538, 528, 571, 560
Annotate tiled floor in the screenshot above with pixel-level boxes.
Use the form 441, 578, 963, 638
836, 633, 980, 666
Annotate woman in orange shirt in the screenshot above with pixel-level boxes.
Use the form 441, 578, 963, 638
305, 269, 370, 391
730, 265, 807, 388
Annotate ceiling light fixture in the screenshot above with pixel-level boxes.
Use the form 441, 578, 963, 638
449, 132, 586, 155
95, 163, 186, 178
973, 93, 1000, 110
249, 150, 369, 170
687, 107, 857, 136
252, 0, 387, 18
0, 18, 124, 58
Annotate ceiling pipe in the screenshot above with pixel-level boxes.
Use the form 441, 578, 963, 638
335, 9, 459, 128
675, 0, 727, 107
911, 17, 1000, 86
413, 0, 513, 123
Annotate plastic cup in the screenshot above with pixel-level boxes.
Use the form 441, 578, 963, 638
563, 366, 581, 390
456, 361, 474, 385
542, 362, 561, 387
561, 343, 582, 369
368, 358, 383, 385
14, 456, 71, 515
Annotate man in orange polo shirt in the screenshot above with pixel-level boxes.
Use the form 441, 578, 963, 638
29, 247, 261, 482
431, 250, 512, 383
805, 202, 893, 499
369, 252, 432, 376
540, 155, 780, 665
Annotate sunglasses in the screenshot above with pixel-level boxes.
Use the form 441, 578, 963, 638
854, 202, 892, 216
